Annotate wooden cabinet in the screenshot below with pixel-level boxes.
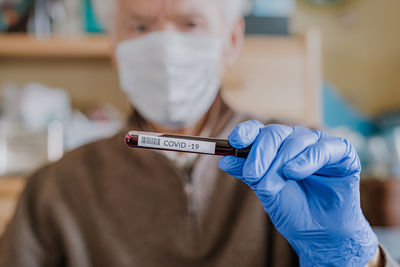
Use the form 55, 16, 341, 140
361, 179, 400, 227
223, 29, 322, 126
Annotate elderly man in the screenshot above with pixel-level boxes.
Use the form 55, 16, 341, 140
0, 0, 398, 266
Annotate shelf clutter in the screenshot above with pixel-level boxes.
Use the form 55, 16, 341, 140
0, 33, 129, 121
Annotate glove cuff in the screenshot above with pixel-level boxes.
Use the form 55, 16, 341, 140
295, 225, 378, 267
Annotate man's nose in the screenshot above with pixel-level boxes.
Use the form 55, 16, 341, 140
156, 21, 177, 32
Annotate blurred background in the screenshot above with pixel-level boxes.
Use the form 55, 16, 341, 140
0, 0, 400, 261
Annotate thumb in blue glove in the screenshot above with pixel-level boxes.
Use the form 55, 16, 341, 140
219, 120, 378, 267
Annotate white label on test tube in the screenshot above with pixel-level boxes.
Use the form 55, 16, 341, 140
138, 134, 216, 154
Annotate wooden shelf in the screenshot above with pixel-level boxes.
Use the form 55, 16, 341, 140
0, 34, 111, 59
0, 177, 26, 235
0, 177, 25, 196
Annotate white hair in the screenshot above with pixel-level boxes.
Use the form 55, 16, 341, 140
92, 0, 245, 31
220, 0, 246, 24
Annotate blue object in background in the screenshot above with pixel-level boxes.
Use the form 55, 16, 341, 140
323, 82, 374, 136
83, 0, 103, 33
252, 0, 295, 17
246, 0, 293, 35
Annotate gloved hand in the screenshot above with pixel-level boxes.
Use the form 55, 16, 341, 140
219, 121, 378, 267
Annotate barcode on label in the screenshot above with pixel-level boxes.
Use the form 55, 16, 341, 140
138, 134, 216, 154
140, 136, 161, 146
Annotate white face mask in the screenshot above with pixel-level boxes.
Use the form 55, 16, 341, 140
116, 31, 223, 129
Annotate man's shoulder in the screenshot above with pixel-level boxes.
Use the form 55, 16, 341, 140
53, 133, 125, 173
25, 132, 136, 194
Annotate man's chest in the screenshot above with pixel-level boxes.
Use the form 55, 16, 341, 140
64, 155, 270, 266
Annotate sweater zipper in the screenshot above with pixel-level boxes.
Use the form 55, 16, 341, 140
153, 152, 199, 245
183, 170, 200, 248
184, 174, 195, 219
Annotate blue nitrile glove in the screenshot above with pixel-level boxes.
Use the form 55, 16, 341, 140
219, 120, 378, 267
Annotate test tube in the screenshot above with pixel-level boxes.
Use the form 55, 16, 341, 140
125, 131, 251, 158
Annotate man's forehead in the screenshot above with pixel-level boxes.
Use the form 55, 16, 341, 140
118, 0, 221, 18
